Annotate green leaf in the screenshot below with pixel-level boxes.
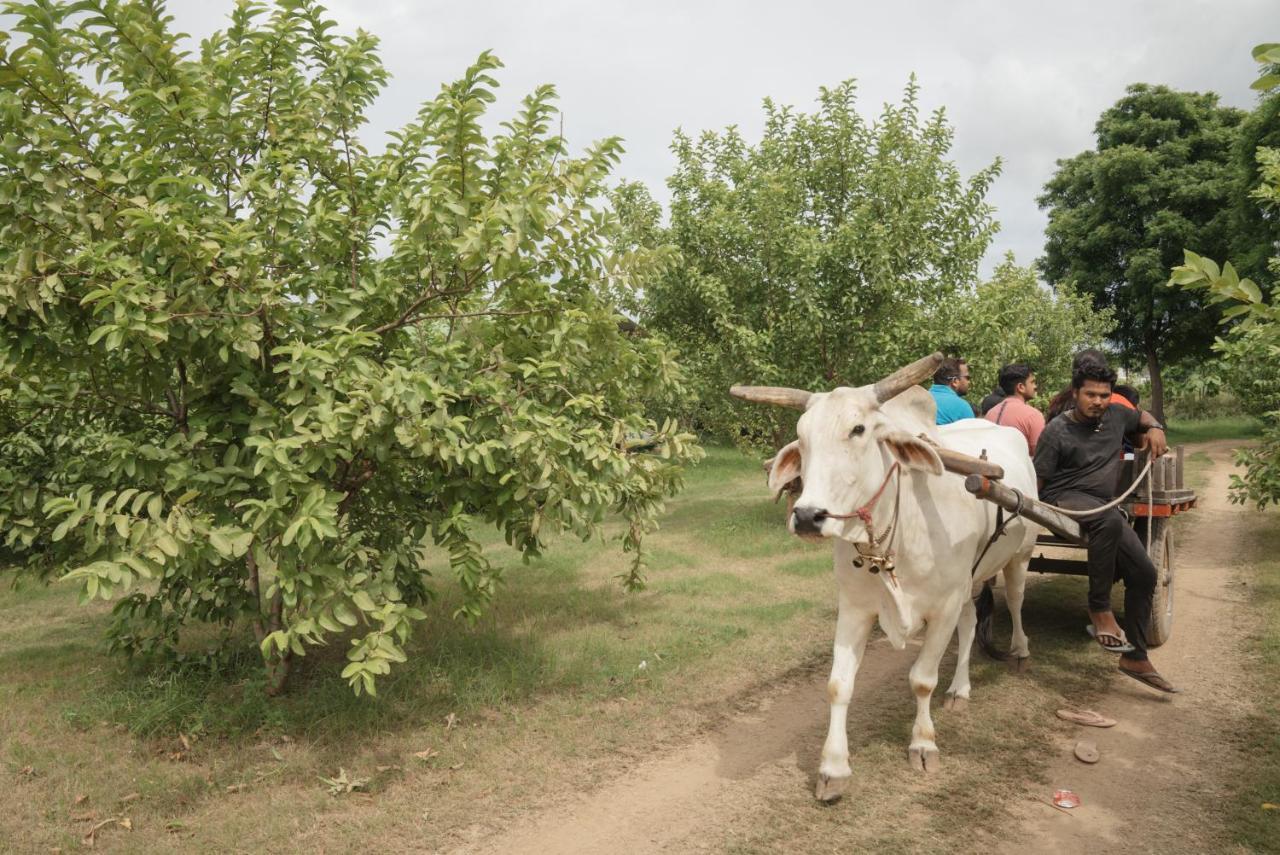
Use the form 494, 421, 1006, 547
209, 530, 233, 557
1251, 73, 1280, 92
333, 602, 358, 627
155, 532, 180, 557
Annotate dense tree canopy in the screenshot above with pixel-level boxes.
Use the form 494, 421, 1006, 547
1039, 84, 1245, 421
946, 256, 1113, 404
636, 80, 1001, 444
1228, 83, 1280, 286
1173, 43, 1280, 509
0, 0, 698, 694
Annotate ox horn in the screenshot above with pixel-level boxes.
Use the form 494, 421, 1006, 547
872, 352, 944, 403
729, 385, 812, 410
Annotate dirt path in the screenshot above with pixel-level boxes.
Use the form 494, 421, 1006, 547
996, 440, 1257, 852
463, 641, 921, 854
467, 441, 1256, 854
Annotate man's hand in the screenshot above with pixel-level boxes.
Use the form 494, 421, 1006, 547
1139, 427, 1168, 458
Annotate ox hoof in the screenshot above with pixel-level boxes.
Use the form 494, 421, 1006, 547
908, 746, 941, 773
1008, 656, 1032, 674
943, 694, 969, 712
814, 774, 850, 803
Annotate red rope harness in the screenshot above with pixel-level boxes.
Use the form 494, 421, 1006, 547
826, 462, 901, 524
825, 462, 903, 586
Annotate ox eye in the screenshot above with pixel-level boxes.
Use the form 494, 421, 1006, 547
849, 425, 865, 438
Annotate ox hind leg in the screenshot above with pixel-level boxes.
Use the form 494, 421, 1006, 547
908, 598, 964, 773
815, 604, 876, 802
1003, 554, 1031, 666
944, 596, 977, 710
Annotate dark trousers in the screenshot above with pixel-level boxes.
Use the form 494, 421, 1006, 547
1054, 491, 1157, 661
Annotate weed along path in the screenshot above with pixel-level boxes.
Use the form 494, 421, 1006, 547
467, 441, 1264, 854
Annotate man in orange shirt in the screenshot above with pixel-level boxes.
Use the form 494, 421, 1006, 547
984, 364, 1044, 454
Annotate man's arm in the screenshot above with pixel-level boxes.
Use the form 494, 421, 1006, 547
1133, 409, 1168, 458
1032, 423, 1060, 494
1025, 408, 1046, 455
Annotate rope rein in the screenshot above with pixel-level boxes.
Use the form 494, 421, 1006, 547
969, 453, 1156, 578
1034, 458, 1153, 517
825, 462, 903, 585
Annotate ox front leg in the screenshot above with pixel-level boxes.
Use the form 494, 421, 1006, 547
908, 600, 963, 773
944, 596, 977, 711
816, 603, 875, 802
1003, 558, 1031, 666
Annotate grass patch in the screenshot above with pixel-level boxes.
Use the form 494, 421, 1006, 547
0, 441, 837, 851
1166, 415, 1262, 445
776, 555, 831, 578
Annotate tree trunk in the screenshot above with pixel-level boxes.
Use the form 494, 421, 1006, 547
1146, 347, 1165, 425
247, 550, 291, 695
265, 650, 292, 697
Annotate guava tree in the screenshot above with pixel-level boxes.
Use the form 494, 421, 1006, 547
634, 79, 1000, 445
946, 256, 1114, 403
0, 0, 698, 694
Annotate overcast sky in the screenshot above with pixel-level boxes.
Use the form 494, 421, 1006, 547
160, 0, 1274, 277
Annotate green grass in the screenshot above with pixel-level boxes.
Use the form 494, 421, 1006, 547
2, 441, 1276, 852
0, 442, 848, 851
1166, 415, 1262, 445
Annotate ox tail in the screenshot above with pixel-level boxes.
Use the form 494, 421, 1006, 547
974, 582, 1011, 661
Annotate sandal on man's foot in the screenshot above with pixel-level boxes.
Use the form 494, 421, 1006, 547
1118, 664, 1180, 694
1086, 624, 1135, 654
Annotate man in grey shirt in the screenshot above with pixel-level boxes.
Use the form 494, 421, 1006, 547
1033, 362, 1176, 693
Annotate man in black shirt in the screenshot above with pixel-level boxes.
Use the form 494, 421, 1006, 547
1033, 362, 1177, 693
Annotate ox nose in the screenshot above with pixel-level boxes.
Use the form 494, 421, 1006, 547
792, 506, 828, 535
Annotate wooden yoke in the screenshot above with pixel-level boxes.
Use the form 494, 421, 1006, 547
927, 441, 1005, 480
965, 474, 1084, 544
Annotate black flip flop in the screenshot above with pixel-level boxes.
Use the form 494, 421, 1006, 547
1118, 665, 1180, 694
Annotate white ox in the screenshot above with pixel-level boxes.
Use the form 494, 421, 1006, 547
732, 353, 1039, 801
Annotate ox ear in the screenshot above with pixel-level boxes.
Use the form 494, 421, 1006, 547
879, 385, 940, 442
767, 440, 803, 494
878, 430, 943, 476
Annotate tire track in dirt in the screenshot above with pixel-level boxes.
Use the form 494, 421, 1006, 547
996, 440, 1259, 852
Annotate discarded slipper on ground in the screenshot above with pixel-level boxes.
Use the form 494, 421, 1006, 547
1118, 665, 1180, 694
1086, 624, 1135, 654
1055, 708, 1117, 728
1073, 740, 1099, 764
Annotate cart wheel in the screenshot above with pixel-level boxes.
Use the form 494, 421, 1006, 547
1140, 516, 1174, 647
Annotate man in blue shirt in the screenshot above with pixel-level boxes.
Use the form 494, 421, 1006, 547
929, 356, 976, 425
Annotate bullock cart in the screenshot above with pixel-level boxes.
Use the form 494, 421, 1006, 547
963, 448, 1195, 648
